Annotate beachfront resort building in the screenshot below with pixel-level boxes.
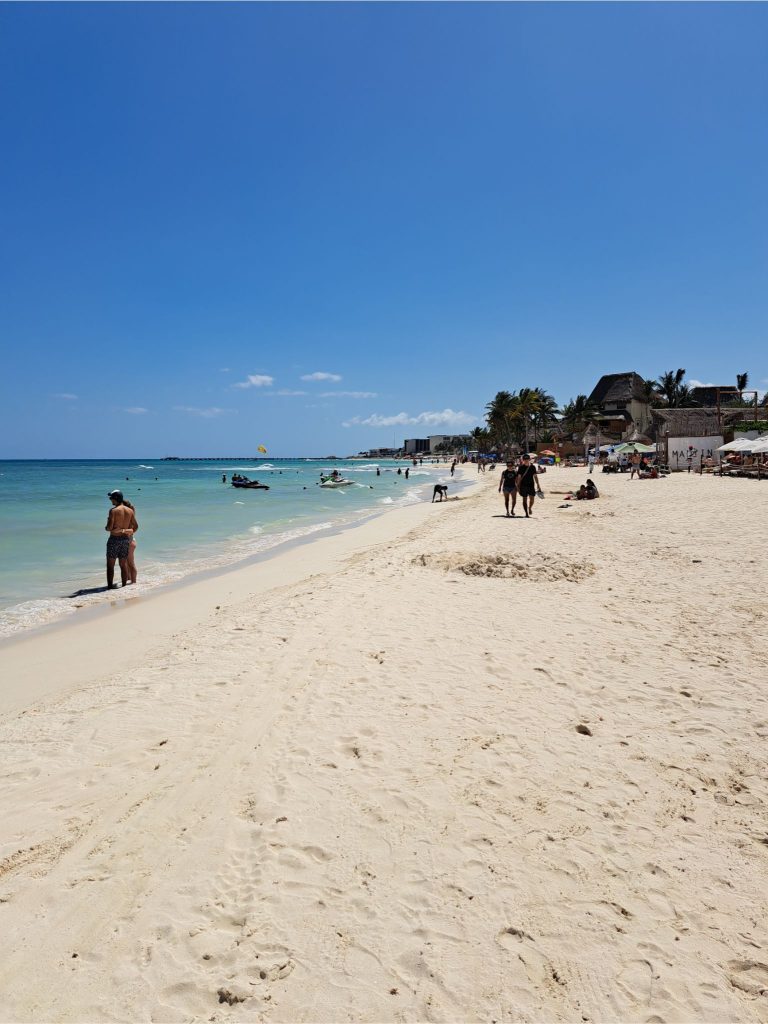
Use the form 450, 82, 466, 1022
689, 385, 738, 407
404, 438, 431, 455
364, 447, 400, 458
587, 372, 654, 439
428, 434, 471, 454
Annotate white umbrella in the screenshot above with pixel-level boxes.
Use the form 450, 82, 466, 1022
750, 437, 768, 454
718, 437, 759, 452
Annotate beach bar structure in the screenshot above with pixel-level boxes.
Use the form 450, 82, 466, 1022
652, 408, 742, 470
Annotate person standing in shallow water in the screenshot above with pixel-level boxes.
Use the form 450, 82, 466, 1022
105, 490, 138, 588
123, 498, 139, 585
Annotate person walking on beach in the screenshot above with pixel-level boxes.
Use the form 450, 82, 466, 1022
588, 452, 595, 474
450, 460, 456, 477
105, 490, 138, 589
630, 453, 640, 479
515, 454, 539, 518
498, 460, 518, 517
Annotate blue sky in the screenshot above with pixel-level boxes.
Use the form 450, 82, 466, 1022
1, 2, 766, 457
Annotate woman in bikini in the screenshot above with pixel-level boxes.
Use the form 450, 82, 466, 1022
123, 499, 139, 584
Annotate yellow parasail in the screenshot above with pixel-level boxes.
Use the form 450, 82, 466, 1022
257, 445, 268, 454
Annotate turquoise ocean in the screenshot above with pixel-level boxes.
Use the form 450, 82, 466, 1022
0, 458, 454, 638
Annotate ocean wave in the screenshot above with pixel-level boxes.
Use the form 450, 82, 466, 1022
137, 464, 155, 469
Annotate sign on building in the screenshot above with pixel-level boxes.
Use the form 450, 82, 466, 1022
667, 436, 723, 469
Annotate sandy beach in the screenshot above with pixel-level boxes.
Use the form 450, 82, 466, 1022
1, 465, 767, 1023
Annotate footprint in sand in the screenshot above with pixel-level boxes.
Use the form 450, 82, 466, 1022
726, 960, 768, 995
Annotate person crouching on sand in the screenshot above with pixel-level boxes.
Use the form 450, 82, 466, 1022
498, 460, 518, 517
105, 490, 138, 589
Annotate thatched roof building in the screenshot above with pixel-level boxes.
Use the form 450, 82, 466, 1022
588, 372, 648, 407
588, 371, 653, 437
652, 407, 742, 438
689, 385, 738, 407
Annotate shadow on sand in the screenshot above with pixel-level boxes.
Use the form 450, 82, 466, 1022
66, 585, 123, 598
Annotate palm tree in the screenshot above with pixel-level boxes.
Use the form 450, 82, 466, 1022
532, 388, 559, 442
485, 391, 519, 450
469, 426, 491, 452
675, 383, 697, 408
559, 394, 598, 434
516, 387, 541, 453
641, 378, 664, 407
655, 368, 687, 407
734, 371, 750, 406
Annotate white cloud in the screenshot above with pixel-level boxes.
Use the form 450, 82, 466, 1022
275, 389, 307, 396
219, 367, 231, 373
173, 406, 232, 418
687, 379, 716, 389
320, 391, 377, 399
232, 374, 274, 389
343, 409, 477, 429
54, 392, 78, 400
124, 407, 148, 415
301, 371, 342, 382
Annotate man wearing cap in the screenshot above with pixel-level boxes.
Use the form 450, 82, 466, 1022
105, 490, 138, 588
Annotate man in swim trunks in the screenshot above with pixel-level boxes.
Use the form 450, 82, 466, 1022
105, 490, 138, 589
498, 460, 518, 516
515, 454, 539, 518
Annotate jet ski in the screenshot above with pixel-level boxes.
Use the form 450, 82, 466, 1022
231, 476, 269, 490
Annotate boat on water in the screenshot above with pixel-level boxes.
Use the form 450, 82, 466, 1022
319, 473, 354, 488
231, 476, 269, 490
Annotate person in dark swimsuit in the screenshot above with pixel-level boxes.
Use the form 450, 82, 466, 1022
515, 454, 539, 518
498, 460, 518, 517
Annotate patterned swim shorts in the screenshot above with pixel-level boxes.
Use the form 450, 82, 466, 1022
107, 535, 130, 560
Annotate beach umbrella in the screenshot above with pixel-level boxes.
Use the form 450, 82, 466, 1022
750, 437, 768, 454
539, 449, 556, 456
718, 438, 756, 452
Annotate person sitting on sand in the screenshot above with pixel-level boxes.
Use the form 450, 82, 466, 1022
565, 485, 588, 501
105, 490, 138, 589
565, 480, 599, 501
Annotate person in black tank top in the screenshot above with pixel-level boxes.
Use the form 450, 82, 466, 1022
498, 461, 518, 517
515, 454, 539, 517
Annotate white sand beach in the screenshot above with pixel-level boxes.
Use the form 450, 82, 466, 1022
1, 466, 767, 1023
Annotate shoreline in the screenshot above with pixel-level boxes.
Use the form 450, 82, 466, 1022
1, 465, 766, 1022
0, 467, 480, 714
0, 458, 463, 644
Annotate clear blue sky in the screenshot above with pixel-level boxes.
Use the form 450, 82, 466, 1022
1, 2, 766, 457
